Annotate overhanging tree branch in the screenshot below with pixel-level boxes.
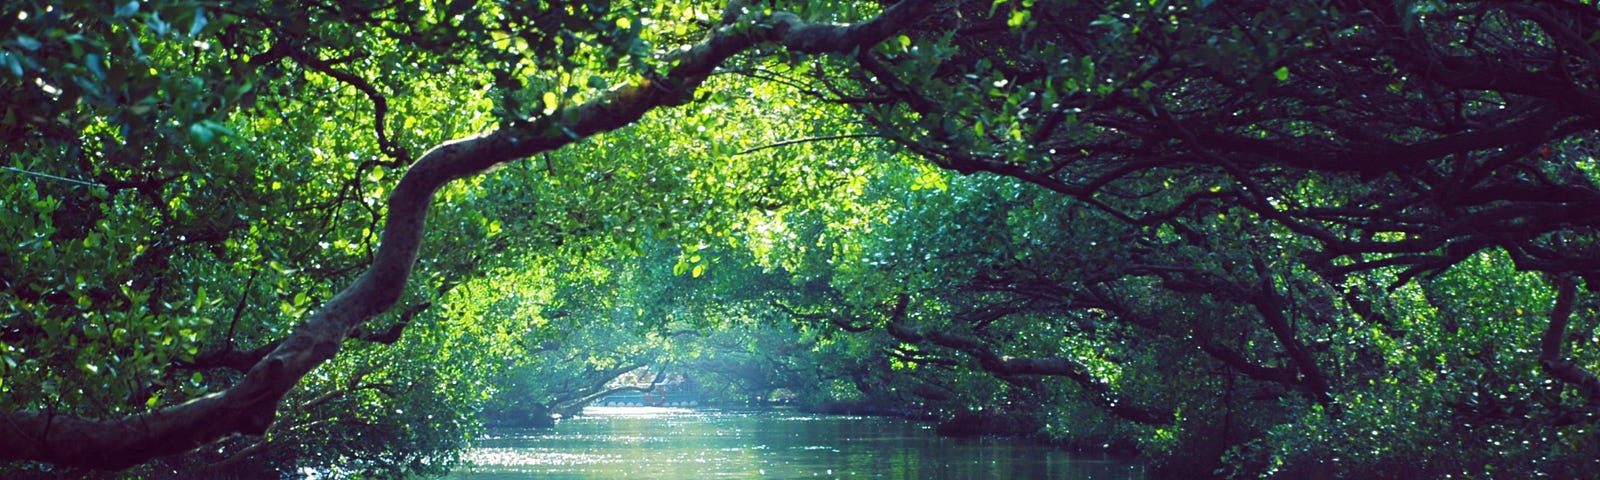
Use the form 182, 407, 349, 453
883, 316, 1174, 426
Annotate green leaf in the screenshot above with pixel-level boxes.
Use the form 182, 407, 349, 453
115, 1, 140, 17
2, 52, 22, 77
189, 123, 213, 143
15, 36, 40, 52
542, 91, 559, 115
189, 8, 209, 36
990, 0, 1008, 17
149, 13, 170, 35
1008, 10, 1030, 29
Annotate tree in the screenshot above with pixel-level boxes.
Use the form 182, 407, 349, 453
6, 0, 1600, 477
1, 0, 934, 470
733, 0, 1600, 475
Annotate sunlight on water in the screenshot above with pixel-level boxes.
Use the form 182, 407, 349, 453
468, 450, 622, 466
578, 405, 700, 418
450, 408, 1146, 479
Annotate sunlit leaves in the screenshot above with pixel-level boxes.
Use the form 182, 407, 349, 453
3, 0, 1597, 477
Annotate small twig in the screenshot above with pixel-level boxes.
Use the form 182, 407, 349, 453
734, 133, 883, 156
1, 166, 103, 188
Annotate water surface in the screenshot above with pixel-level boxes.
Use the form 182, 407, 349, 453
450, 406, 1144, 479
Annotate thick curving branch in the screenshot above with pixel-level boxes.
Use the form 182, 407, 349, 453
1539, 275, 1600, 412
883, 317, 1174, 426
287, 49, 411, 165
0, 1, 935, 470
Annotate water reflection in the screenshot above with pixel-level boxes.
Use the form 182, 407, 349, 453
451, 407, 1144, 479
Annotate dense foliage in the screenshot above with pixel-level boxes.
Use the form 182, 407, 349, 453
3, 0, 1598, 478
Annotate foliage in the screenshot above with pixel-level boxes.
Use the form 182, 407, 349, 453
4, 0, 1600, 478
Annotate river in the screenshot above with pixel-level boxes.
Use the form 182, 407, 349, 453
448, 406, 1146, 479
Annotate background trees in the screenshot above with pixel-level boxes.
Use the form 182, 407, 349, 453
4, 0, 1599, 478
792, 0, 1600, 476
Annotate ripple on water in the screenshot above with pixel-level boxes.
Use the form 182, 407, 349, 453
464, 448, 623, 467
453, 410, 1148, 479
580, 406, 700, 418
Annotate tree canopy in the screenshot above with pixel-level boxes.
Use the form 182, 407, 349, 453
3, 0, 1599, 478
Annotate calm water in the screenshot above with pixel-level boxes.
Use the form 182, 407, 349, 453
448, 407, 1146, 479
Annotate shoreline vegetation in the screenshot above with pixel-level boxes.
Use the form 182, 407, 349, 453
5, 1, 1599, 478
